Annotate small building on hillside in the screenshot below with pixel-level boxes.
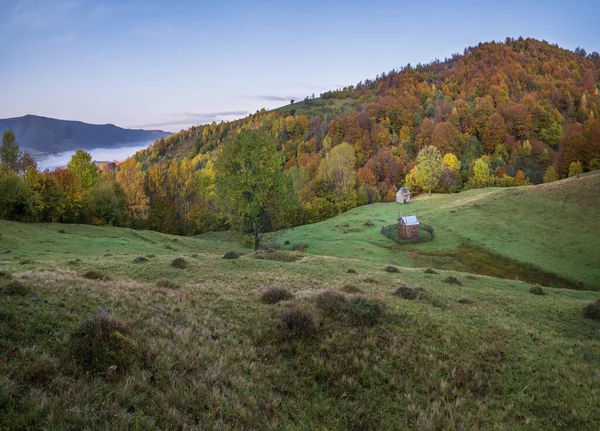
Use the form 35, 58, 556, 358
396, 187, 411, 204
397, 215, 420, 239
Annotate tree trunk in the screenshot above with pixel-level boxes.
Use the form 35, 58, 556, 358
428, 189, 432, 196
253, 223, 260, 251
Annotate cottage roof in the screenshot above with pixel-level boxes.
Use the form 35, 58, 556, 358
397, 187, 410, 195
399, 215, 420, 226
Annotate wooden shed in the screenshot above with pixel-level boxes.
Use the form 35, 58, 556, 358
397, 215, 420, 239
396, 187, 411, 204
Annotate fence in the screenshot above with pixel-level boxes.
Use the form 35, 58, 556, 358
381, 223, 434, 244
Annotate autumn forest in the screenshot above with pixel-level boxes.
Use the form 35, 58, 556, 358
1, 37, 599, 240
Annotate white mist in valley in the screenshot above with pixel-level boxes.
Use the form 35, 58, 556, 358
36, 144, 151, 170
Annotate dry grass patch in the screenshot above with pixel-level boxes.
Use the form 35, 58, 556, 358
314, 290, 348, 316
0, 279, 32, 296
83, 270, 109, 281
583, 299, 600, 321
394, 285, 425, 300
222, 250, 240, 259
170, 257, 188, 268
279, 306, 318, 336
529, 285, 547, 295
261, 286, 294, 304
156, 278, 179, 289
341, 284, 363, 294
254, 250, 303, 262
69, 312, 140, 373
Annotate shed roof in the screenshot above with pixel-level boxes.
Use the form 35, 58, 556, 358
397, 187, 410, 195
399, 215, 420, 226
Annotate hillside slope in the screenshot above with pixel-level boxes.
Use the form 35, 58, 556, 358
270, 171, 600, 290
1, 215, 599, 429
0, 114, 170, 155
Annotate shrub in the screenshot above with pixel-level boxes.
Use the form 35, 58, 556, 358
254, 251, 302, 262
457, 298, 475, 304
261, 286, 294, 304
348, 297, 383, 326
529, 285, 546, 295
279, 306, 318, 336
58, 229, 67, 234
424, 268, 438, 274
0, 280, 31, 296
315, 291, 348, 316
384, 266, 399, 273
341, 284, 363, 294
223, 251, 240, 260
284, 240, 290, 245
443, 276, 463, 286
156, 278, 179, 289
104, 252, 113, 257
583, 300, 600, 321
364, 220, 374, 226
292, 243, 309, 252
69, 313, 139, 373
83, 270, 108, 281
132, 257, 148, 264
0, 270, 11, 279
363, 277, 379, 284
171, 257, 188, 269
347, 268, 358, 274
394, 286, 422, 300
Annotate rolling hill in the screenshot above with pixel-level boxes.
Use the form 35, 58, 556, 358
0, 114, 171, 155
1, 174, 599, 429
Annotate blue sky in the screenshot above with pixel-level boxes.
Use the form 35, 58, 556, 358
0, 0, 599, 133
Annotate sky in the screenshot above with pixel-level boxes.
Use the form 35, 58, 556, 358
1, 0, 599, 133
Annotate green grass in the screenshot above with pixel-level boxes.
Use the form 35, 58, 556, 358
275, 97, 359, 117
269, 172, 600, 290
1, 174, 599, 429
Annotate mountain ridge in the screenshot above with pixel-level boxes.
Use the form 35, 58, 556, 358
0, 114, 171, 155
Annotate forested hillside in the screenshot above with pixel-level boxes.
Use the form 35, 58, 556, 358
1, 38, 599, 237
129, 38, 600, 232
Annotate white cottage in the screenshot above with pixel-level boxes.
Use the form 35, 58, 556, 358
396, 187, 411, 204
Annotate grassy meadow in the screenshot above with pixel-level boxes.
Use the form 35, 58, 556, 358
1, 174, 600, 429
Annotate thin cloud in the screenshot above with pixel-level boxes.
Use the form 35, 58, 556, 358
133, 111, 249, 130
240, 95, 305, 102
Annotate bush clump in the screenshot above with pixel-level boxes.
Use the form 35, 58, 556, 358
132, 256, 148, 264
315, 291, 348, 316
171, 257, 188, 269
583, 300, 600, 321
348, 297, 383, 326
341, 284, 363, 294
69, 313, 139, 373
394, 286, 423, 300
292, 243, 309, 252
254, 250, 302, 262
384, 266, 399, 273
83, 270, 108, 281
529, 285, 546, 295
156, 278, 179, 289
443, 276, 463, 286
0, 270, 11, 279
457, 298, 475, 305
279, 306, 318, 336
261, 286, 294, 304
424, 268, 438, 274
347, 268, 357, 274
222, 250, 240, 260
0, 280, 31, 296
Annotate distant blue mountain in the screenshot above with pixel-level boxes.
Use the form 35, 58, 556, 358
0, 114, 171, 154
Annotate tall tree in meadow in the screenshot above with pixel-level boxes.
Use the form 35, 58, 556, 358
116, 158, 149, 223
67, 150, 98, 191
214, 129, 288, 250
1, 130, 22, 172
412, 146, 444, 195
